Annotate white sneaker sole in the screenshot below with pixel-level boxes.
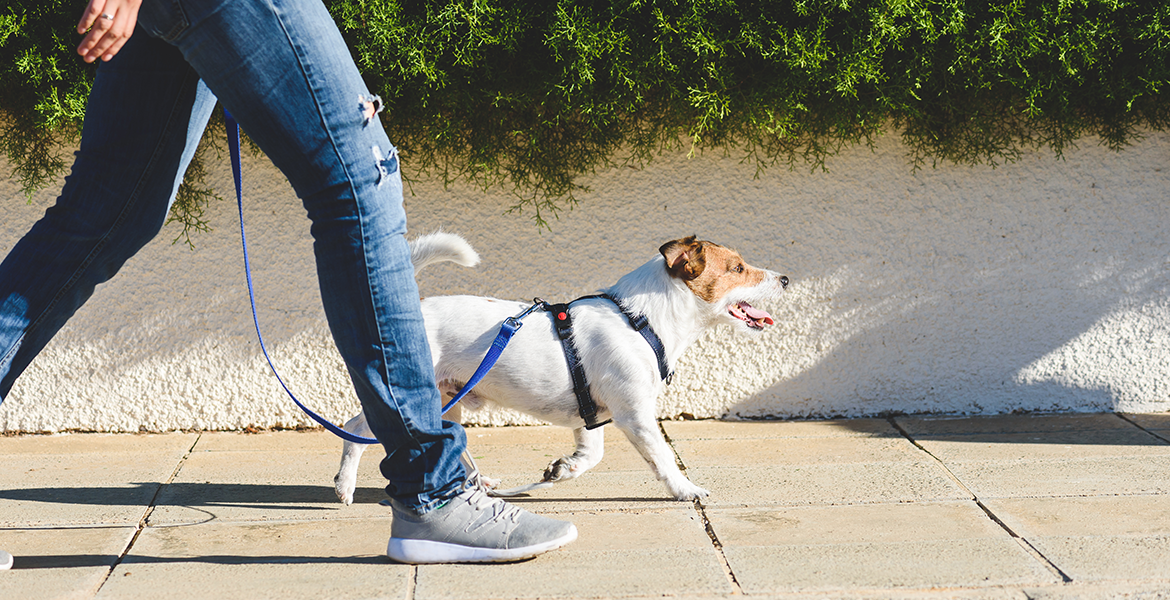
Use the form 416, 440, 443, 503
387, 524, 577, 564
0, 550, 12, 571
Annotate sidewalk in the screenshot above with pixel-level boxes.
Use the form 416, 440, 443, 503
2, 413, 1170, 599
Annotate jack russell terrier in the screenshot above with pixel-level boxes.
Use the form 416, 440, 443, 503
334, 232, 788, 502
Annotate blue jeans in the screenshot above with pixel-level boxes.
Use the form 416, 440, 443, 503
0, 0, 467, 511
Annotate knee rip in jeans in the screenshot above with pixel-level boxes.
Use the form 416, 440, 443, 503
372, 145, 399, 186
359, 94, 384, 126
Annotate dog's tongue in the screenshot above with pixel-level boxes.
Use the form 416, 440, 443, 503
739, 302, 774, 325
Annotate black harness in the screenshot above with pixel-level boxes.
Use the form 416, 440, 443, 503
541, 294, 673, 430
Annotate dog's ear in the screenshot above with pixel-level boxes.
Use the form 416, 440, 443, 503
659, 236, 706, 280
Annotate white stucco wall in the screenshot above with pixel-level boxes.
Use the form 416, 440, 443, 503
1, 129, 1168, 433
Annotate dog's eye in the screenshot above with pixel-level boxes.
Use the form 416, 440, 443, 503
732, 265, 744, 274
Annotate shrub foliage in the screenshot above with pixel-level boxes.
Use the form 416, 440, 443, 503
3, 0, 1168, 231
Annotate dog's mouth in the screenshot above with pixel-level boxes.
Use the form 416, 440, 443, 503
729, 302, 774, 329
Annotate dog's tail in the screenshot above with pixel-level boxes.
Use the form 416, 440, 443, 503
409, 231, 481, 273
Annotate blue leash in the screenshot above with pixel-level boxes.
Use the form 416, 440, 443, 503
440, 299, 546, 414
224, 110, 524, 445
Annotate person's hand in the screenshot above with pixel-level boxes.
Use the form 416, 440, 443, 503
77, 0, 142, 63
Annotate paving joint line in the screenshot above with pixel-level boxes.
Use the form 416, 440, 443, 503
94, 432, 202, 593
658, 421, 743, 595
886, 417, 1074, 584
407, 564, 418, 600
1116, 412, 1170, 445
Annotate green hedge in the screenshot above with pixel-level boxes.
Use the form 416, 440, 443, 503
3, 0, 1169, 235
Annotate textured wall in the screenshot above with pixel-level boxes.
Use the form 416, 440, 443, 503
1, 129, 1168, 433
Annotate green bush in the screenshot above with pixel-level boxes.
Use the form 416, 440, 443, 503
3, 0, 1168, 234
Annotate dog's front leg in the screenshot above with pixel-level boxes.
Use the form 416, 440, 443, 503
617, 419, 710, 501
543, 426, 605, 482
334, 412, 373, 505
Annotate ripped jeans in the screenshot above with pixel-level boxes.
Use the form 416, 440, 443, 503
0, 0, 467, 511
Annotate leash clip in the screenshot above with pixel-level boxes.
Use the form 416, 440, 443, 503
506, 298, 547, 327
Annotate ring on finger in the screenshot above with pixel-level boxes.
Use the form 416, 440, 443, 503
100, 13, 114, 20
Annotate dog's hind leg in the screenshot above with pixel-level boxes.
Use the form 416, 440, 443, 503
334, 412, 373, 505
543, 426, 605, 482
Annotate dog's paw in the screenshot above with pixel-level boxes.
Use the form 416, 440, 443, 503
542, 456, 584, 482
334, 473, 356, 506
669, 481, 710, 501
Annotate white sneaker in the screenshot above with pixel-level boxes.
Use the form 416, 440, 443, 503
386, 480, 576, 564
0, 550, 12, 570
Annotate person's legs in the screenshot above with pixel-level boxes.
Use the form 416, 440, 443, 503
0, 33, 215, 400
135, 0, 468, 510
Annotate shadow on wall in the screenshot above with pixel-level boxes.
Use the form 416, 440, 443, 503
727, 258, 1168, 419
714, 134, 1170, 419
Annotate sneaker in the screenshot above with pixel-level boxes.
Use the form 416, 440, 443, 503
386, 480, 577, 564
0, 550, 11, 570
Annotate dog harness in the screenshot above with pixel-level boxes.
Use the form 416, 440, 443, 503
542, 294, 673, 430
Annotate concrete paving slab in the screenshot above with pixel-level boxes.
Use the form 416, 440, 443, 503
662, 418, 899, 440
689, 461, 970, 507
417, 548, 727, 599
96, 519, 407, 600
0, 526, 134, 600
147, 449, 388, 526
983, 495, 1170, 538
671, 436, 925, 468
414, 510, 730, 599
897, 414, 1133, 436
913, 429, 1170, 462
942, 456, 1170, 498
1123, 412, 1170, 435
709, 502, 1056, 594
723, 538, 1056, 594
982, 496, 1170, 583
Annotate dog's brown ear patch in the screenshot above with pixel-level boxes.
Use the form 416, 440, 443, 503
660, 236, 706, 280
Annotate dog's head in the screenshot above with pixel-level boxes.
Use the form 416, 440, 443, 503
659, 236, 788, 333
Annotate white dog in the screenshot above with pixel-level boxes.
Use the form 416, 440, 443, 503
334, 232, 787, 502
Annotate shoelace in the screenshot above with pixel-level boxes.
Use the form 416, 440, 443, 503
461, 478, 524, 527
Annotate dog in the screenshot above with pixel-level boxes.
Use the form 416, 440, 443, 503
334, 232, 788, 502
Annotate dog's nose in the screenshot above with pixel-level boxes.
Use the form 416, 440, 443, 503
780, 275, 789, 289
